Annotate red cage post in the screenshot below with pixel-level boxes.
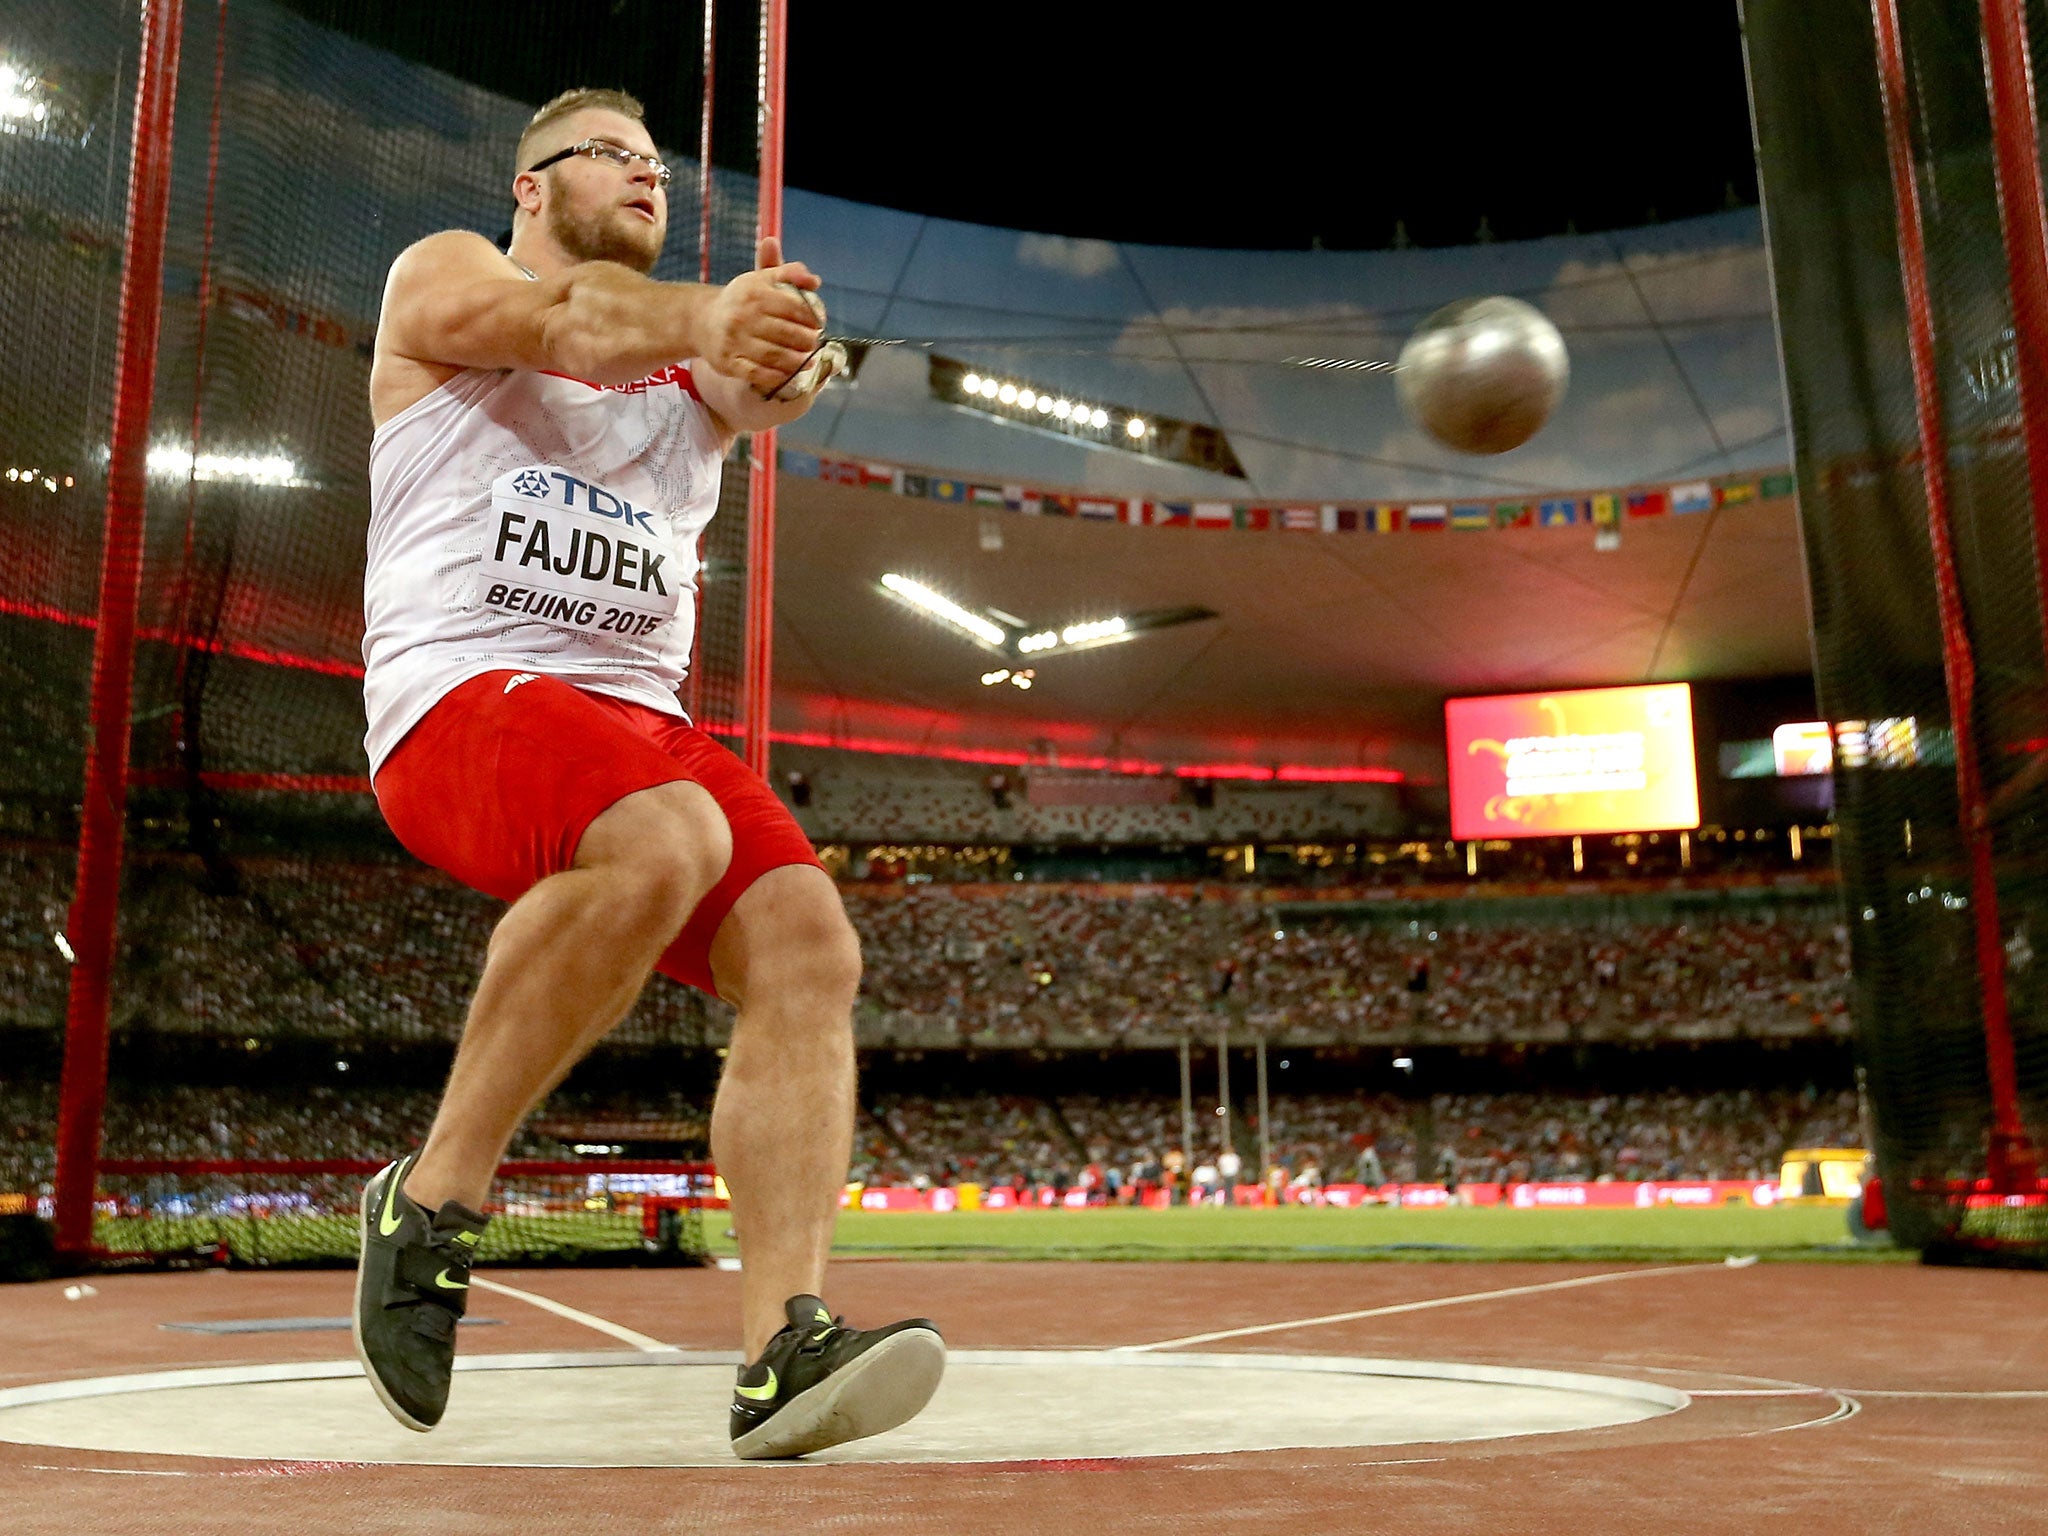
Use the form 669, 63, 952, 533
741, 0, 788, 781
1870, 0, 2035, 1189
1973, 0, 2048, 1185
52, 0, 188, 1255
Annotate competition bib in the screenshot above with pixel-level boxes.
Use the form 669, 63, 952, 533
479, 465, 682, 639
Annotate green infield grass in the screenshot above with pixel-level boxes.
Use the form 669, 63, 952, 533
793, 1201, 1899, 1263
96, 1200, 1901, 1267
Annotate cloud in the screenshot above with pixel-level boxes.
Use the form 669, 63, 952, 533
1016, 233, 1122, 280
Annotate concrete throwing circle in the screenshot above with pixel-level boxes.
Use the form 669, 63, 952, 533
0, 1350, 1686, 1467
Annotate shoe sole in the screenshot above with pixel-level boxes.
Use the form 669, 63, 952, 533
730, 1327, 946, 1460
351, 1162, 435, 1434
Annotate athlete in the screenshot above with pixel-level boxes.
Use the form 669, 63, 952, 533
352, 87, 942, 1460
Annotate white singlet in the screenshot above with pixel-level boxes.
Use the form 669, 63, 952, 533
362, 361, 725, 774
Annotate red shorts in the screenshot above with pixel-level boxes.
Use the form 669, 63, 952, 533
374, 670, 820, 997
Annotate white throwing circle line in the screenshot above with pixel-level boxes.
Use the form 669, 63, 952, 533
467, 1277, 678, 1353
1116, 1263, 1708, 1353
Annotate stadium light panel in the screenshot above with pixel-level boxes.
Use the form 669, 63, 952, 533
1059, 616, 1127, 646
879, 572, 1009, 648
929, 356, 1246, 476
146, 444, 307, 486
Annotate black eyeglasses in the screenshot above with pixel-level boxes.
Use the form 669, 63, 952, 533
525, 138, 672, 188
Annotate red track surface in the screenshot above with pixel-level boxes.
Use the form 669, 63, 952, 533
1, 1259, 2042, 1533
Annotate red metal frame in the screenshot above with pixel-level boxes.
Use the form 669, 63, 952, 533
685, 0, 716, 727
698, 0, 717, 290
1871, 0, 2035, 1188
53, 0, 188, 1256
741, 0, 788, 781
1978, 0, 2048, 664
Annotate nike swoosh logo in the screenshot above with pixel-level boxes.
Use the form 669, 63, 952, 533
735, 1370, 777, 1402
378, 1163, 408, 1238
434, 1269, 469, 1291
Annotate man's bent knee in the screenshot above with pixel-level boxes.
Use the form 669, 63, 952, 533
575, 780, 734, 931
711, 865, 861, 1012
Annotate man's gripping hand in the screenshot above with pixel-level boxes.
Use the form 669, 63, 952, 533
696, 237, 826, 397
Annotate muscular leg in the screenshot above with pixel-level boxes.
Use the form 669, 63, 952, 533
404, 780, 733, 1213
707, 864, 861, 1359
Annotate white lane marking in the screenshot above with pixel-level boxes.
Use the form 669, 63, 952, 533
31, 1465, 193, 1477
1116, 1264, 1704, 1353
1742, 1392, 1861, 1435
467, 1277, 677, 1353
1848, 1389, 2048, 1399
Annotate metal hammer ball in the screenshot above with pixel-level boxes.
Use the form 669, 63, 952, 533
1396, 295, 1569, 455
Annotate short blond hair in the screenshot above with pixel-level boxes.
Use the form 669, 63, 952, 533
516, 87, 647, 175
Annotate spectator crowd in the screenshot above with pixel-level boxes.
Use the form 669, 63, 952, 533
0, 841, 1849, 1049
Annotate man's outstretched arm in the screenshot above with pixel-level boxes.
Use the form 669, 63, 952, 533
376, 230, 824, 394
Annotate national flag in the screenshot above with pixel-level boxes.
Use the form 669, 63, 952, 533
1042, 493, 1077, 517
1406, 502, 1447, 531
860, 462, 896, 488
1761, 472, 1797, 498
1003, 484, 1042, 514
1495, 502, 1535, 529
1451, 503, 1491, 531
1716, 480, 1759, 507
1279, 505, 1320, 531
1193, 501, 1234, 529
1589, 493, 1621, 528
1333, 506, 1359, 533
1364, 504, 1404, 533
1077, 497, 1120, 520
929, 478, 967, 503
823, 457, 863, 486
779, 448, 821, 479
898, 472, 930, 499
969, 483, 1005, 507
1670, 480, 1714, 515
1626, 490, 1668, 518
1236, 505, 1273, 531
1538, 499, 1580, 527
1158, 501, 1193, 527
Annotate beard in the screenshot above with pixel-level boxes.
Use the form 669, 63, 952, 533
546, 196, 662, 273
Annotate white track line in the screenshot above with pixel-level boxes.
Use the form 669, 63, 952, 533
1847, 1389, 2048, 1399
467, 1277, 677, 1353
1742, 1392, 1861, 1435
1116, 1264, 1705, 1353
31, 1465, 193, 1477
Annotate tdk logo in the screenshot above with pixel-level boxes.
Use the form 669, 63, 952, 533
507, 467, 655, 533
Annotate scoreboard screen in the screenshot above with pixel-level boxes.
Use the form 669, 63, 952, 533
1446, 683, 1701, 840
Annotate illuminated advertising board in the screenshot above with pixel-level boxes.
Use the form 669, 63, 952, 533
1445, 683, 1701, 840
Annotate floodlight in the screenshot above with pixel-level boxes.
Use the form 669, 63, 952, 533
879, 572, 1008, 647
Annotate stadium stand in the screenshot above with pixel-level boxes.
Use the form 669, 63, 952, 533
0, 1079, 1857, 1202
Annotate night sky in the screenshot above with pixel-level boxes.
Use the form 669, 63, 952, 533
275, 0, 1761, 252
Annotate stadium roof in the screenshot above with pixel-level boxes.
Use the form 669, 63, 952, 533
769, 477, 1809, 781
